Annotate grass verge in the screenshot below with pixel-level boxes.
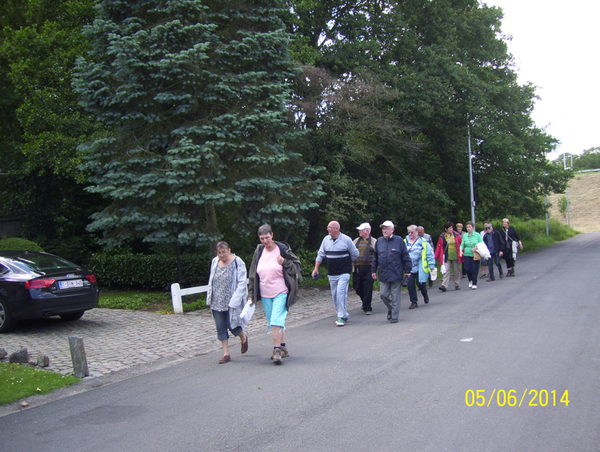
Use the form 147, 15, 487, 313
0, 362, 80, 406
99, 291, 207, 313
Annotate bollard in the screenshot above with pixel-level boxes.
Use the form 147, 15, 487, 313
68, 336, 89, 378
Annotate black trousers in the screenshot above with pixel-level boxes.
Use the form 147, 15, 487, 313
407, 272, 428, 304
353, 266, 374, 312
504, 246, 515, 269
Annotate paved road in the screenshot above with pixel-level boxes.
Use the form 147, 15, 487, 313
1, 232, 599, 451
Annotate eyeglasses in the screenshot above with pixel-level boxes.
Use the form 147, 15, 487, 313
408, 231, 417, 234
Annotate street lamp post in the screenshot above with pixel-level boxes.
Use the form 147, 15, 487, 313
468, 124, 476, 227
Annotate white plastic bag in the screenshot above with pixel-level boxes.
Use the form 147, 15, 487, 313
430, 268, 438, 281
240, 300, 256, 327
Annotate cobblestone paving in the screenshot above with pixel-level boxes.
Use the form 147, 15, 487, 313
0, 288, 363, 378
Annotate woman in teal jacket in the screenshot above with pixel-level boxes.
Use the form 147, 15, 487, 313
459, 221, 483, 290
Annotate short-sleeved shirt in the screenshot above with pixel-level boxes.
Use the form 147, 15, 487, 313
257, 246, 288, 299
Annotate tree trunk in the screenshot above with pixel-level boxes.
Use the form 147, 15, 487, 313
206, 201, 218, 257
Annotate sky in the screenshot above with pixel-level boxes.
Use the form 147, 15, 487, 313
488, 0, 600, 159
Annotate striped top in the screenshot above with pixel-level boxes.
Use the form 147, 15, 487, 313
316, 232, 359, 276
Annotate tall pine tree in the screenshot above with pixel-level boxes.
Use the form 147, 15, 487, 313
73, 0, 322, 249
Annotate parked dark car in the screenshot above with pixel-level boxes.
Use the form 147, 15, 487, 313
0, 251, 99, 333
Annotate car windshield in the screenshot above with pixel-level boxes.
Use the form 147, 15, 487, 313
11, 254, 80, 273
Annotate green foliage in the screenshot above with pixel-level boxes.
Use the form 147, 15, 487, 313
0, 237, 44, 251
286, 0, 569, 227
0, 362, 79, 406
558, 196, 568, 219
0, 0, 104, 255
89, 251, 211, 291
98, 291, 206, 313
572, 147, 600, 171
482, 217, 578, 253
73, 0, 323, 250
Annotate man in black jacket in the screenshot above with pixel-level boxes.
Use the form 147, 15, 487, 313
483, 223, 505, 281
371, 221, 412, 323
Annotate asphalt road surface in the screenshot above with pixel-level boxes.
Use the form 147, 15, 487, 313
1, 232, 599, 452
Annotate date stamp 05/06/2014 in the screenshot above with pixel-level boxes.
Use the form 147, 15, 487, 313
465, 389, 570, 407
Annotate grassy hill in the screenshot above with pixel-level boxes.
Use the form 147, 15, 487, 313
547, 171, 600, 233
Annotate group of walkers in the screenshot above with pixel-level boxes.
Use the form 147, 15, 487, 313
204, 219, 522, 365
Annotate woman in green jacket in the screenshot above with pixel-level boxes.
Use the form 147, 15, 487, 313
459, 221, 483, 290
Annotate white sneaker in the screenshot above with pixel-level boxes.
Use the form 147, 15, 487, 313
472, 285, 478, 290
468, 281, 473, 288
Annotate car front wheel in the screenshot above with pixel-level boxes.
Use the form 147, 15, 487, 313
60, 311, 85, 321
0, 298, 16, 333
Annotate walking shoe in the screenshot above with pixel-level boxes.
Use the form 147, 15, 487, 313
241, 335, 249, 354
270, 346, 289, 360
365, 310, 372, 315
471, 285, 478, 290
387, 310, 392, 320
455, 285, 461, 290
486, 277, 495, 282
390, 319, 399, 323
424, 294, 430, 304
499, 273, 504, 279
273, 348, 283, 365
218, 355, 231, 364
336, 318, 346, 326
468, 281, 473, 288
439, 285, 447, 292
409, 303, 418, 309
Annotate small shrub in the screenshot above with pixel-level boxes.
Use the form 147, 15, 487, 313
558, 196, 568, 219
0, 237, 44, 252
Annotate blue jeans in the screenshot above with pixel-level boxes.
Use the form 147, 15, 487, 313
212, 309, 242, 341
328, 273, 351, 319
487, 252, 503, 278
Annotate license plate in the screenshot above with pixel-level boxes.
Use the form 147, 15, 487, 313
58, 279, 84, 289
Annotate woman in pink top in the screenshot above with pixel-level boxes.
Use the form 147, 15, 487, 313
248, 224, 302, 364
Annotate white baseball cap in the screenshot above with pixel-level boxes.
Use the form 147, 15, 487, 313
356, 222, 371, 231
379, 220, 394, 228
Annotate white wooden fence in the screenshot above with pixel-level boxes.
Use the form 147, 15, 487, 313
170, 279, 249, 314
170, 283, 210, 314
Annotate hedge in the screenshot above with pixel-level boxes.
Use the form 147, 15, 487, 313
89, 251, 212, 291
0, 237, 44, 252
